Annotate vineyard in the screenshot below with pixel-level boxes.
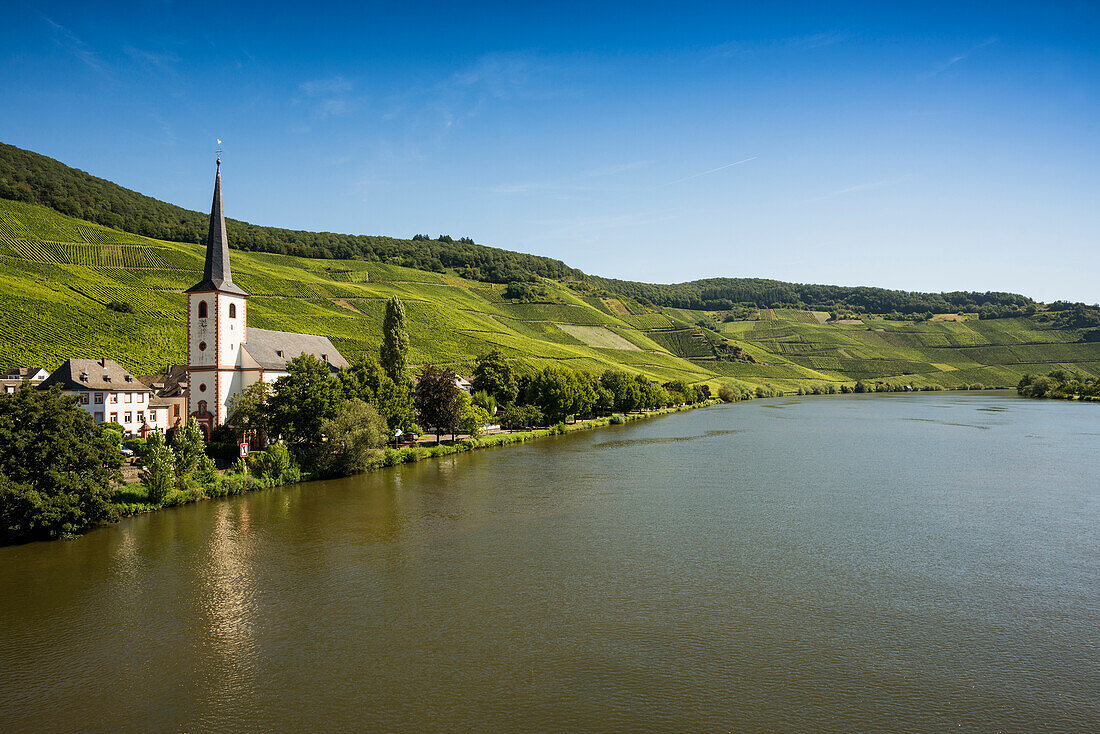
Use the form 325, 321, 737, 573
2, 197, 1098, 392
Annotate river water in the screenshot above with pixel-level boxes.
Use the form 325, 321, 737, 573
1, 393, 1097, 732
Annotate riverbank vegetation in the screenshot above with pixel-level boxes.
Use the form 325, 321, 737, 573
1017, 370, 1100, 401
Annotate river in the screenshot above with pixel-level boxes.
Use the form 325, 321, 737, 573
1, 392, 1097, 732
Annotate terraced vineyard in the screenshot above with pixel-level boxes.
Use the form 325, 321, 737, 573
1, 198, 1097, 393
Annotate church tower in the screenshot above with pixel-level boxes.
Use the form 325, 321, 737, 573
185, 159, 249, 435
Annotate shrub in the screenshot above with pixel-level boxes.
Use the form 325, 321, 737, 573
609, 414, 626, 425
107, 300, 135, 313
140, 432, 176, 505
499, 404, 544, 430
717, 385, 736, 402
318, 399, 387, 476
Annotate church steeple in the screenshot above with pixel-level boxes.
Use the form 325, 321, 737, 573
186, 159, 247, 296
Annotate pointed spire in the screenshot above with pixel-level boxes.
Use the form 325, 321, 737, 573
186, 159, 248, 296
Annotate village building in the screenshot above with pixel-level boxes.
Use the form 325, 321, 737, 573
185, 160, 347, 436
138, 365, 189, 433
37, 358, 166, 437
2, 366, 50, 394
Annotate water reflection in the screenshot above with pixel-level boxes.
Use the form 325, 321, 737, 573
0, 394, 1097, 733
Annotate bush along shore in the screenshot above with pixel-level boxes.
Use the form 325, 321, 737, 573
1017, 370, 1100, 401
109, 401, 717, 520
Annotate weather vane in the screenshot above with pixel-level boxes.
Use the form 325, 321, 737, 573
216, 138, 223, 165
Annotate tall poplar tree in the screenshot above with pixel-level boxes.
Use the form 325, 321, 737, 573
380, 296, 410, 386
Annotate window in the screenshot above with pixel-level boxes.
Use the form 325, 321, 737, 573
138, 393, 145, 403
124, 412, 132, 423
137, 411, 145, 423
80, 393, 90, 404
110, 412, 118, 422
149, 411, 157, 424
110, 393, 118, 404
125, 393, 132, 403
94, 393, 103, 404
199, 383, 207, 393
229, 303, 237, 318
198, 300, 208, 318
94, 412, 103, 422
199, 341, 207, 352
173, 405, 180, 417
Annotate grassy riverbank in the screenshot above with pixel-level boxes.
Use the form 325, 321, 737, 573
110, 402, 718, 519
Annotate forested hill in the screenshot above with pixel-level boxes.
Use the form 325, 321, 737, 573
0, 143, 581, 284
0, 141, 1047, 315
590, 276, 1037, 317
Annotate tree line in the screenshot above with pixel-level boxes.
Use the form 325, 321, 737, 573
0, 143, 582, 284
590, 275, 1036, 315
1018, 370, 1099, 401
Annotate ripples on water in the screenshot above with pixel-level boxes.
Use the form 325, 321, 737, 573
0, 393, 1097, 733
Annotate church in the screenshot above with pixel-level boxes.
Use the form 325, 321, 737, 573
185, 160, 348, 437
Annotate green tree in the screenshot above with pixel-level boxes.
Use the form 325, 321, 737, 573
415, 365, 464, 442
266, 354, 346, 457
498, 404, 544, 429
527, 366, 594, 423
140, 431, 175, 505
634, 375, 662, 410
226, 380, 271, 442
248, 443, 300, 484
718, 385, 737, 402
459, 399, 492, 438
340, 356, 415, 430
600, 370, 641, 413
594, 385, 614, 415
471, 349, 519, 405
471, 389, 497, 415
318, 400, 388, 476
172, 417, 206, 485
0, 386, 122, 543
380, 296, 410, 386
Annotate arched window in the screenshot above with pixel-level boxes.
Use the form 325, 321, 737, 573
229, 303, 237, 318
198, 301, 208, 319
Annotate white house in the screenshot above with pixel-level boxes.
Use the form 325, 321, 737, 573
38, 358, 167, 437
2, 366, 50, 394
185, 160, 347, 437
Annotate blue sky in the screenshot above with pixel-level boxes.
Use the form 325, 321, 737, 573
2, 1, 1098, 303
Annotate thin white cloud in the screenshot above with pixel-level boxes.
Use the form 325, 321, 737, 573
299, 76, 353, 96
666, 157, 757, 185
40, 14, 110, 77
710, 32, 849, 59
922, 38, 997, 78
813, 177, 908, 201
487, 160, 653, 196
296, 76, 356, 119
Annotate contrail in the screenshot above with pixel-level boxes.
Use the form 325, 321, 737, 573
668, 156, 757, 185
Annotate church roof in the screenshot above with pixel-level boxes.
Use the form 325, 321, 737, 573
38, 359, 151, 392
186, 160, 248, 296
242, 328, 349, 371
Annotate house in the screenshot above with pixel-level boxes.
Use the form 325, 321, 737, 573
1, 367, 50, 394
37, 358, 165, 437
138, 365, 189, 432
184, 159, 348, 436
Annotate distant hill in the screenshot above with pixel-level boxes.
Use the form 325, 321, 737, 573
0, 142, 1050, 317
0, 142, 581, 284
1, 197, 1098, 391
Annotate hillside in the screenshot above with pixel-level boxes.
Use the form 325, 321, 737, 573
1, 142, 1049, 315
1, 197, 1098, 391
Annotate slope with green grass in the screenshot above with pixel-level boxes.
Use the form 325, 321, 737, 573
2, 198, 1097, 393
